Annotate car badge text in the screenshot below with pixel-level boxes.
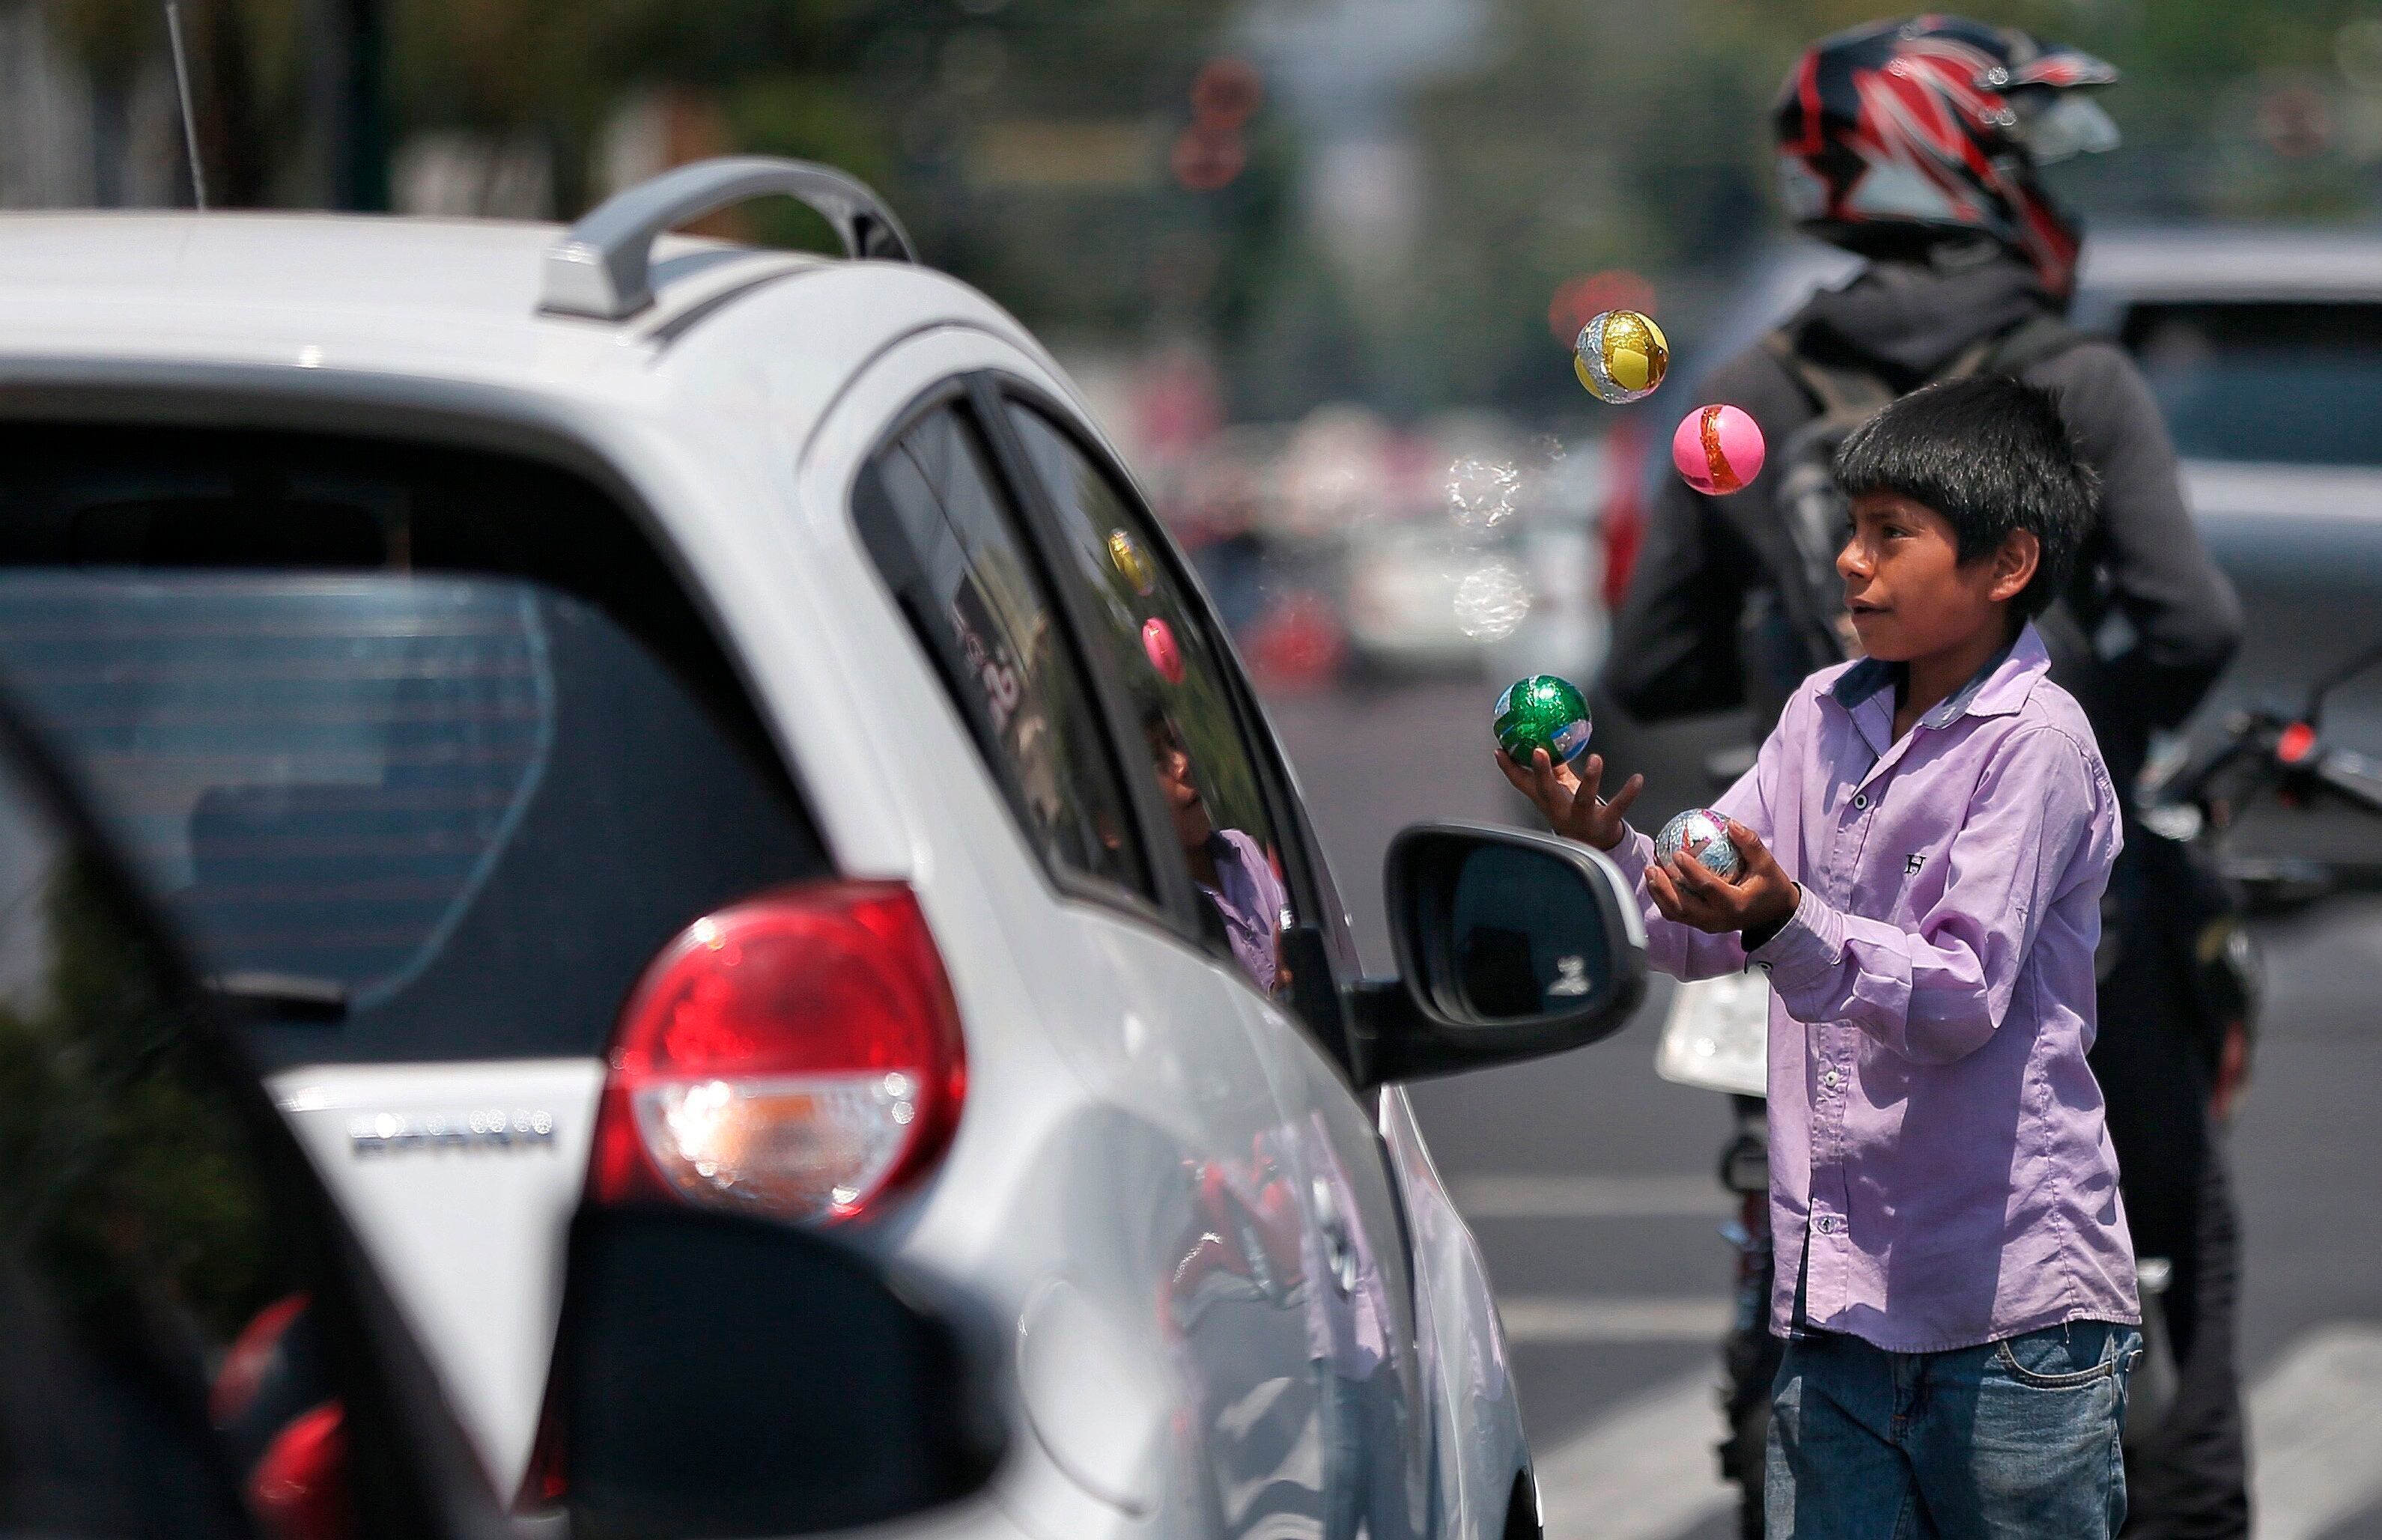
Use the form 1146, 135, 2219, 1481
347, 1108, 557, 1157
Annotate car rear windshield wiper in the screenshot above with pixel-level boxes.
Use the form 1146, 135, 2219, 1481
203, 970, 348, 1023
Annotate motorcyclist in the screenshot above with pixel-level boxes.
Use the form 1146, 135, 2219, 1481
1603, 17, 2246, 1535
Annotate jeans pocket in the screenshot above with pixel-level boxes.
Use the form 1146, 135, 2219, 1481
1993, 1327, 2122, 1390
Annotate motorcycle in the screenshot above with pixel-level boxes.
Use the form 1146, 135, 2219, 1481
1654, 635, 2382, 1536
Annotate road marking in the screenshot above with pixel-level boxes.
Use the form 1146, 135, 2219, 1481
1501, 1294, 1734, 1345
1534, 1368, 1734, 1540
1454, 1172, 1732, 1220
2248, 1321, 2382, 1540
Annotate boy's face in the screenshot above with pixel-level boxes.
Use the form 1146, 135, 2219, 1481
1836, 491, 2037, 663
1149, 730, 1213, 849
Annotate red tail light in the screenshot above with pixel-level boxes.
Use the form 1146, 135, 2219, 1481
590, 881, 966, 1223
249, 1401, 347, 1540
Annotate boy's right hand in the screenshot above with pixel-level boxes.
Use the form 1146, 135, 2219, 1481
1495, 749, 1644, 852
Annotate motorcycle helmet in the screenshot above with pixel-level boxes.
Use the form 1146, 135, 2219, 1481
1773, 16, 2121, 296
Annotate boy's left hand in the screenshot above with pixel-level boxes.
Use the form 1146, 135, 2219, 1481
1646, 818, 1800, 941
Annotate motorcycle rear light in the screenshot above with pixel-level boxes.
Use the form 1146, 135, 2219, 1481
591, 881, 965, 1223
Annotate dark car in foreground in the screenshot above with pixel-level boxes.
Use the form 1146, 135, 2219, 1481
0, 679, 1002, 1540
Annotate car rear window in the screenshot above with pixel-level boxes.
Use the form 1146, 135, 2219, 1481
2124, 301, 2382, 467
0, 427, 827, 1071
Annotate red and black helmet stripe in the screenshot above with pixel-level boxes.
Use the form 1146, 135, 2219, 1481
1772, 15, 2115, 296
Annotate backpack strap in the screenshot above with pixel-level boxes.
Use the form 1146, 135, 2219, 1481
1981, 312, 2088, 377
1762, 311, 2085, 408
1760, 329, 1895, 418
1930, 334, 2000, 383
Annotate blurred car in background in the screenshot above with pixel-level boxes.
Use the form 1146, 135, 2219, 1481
1689, 229, 2382, 888
0, 156, 1655, 1539
1342, 451, 1611, 687
2075, 230, 2382, 886
1146, 409, 1624, 690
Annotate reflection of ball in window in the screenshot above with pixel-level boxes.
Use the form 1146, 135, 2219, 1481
1107, 529, 1158, 596
1142, 617, 1185, 684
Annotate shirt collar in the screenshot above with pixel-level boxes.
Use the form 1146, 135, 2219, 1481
1820, 621, 2048, 730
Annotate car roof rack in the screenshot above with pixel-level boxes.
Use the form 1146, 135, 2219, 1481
539, 155, 917, 321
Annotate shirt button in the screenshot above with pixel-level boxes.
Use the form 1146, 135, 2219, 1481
1814, 1216, 1841, 1235
1853, 793, 1870, 810
1821, 1070, 1841, 1090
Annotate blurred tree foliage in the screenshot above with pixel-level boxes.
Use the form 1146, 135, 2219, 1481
0, 852, 277, 1346
1411, 0, 2382, 410
46, 0, 2382, 413
386, 0, 1277, 337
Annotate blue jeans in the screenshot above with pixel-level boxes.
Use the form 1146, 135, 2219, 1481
1766, 1321, 2140, 1538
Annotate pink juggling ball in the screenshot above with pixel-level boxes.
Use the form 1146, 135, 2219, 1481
1671, 404, 1766, 495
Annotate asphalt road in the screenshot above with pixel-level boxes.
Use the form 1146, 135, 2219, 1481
1264, 675, 2382, 1540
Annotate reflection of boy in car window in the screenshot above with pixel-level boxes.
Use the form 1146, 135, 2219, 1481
1143, 708, 1288, 993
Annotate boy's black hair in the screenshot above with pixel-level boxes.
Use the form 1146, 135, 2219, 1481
1832, 374, 2098, 618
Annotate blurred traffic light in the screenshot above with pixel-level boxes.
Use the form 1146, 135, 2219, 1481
1173, 55, 1261, 192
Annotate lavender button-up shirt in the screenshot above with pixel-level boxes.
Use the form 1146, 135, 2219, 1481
1611, 624, 2138, 1351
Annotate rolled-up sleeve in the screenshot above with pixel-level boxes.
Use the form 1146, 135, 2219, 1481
1748, 725, 2114, 1064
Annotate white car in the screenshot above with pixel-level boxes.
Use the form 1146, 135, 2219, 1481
0, 158, 1648, 1539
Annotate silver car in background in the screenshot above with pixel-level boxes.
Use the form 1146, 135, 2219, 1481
2074, 231, 2382, 882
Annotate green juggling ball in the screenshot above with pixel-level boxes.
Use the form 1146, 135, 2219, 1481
1493, 675, 1593, 768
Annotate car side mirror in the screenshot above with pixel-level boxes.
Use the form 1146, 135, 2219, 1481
1352, 822, 1647, 1085
552, 1205, 1000, 1539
